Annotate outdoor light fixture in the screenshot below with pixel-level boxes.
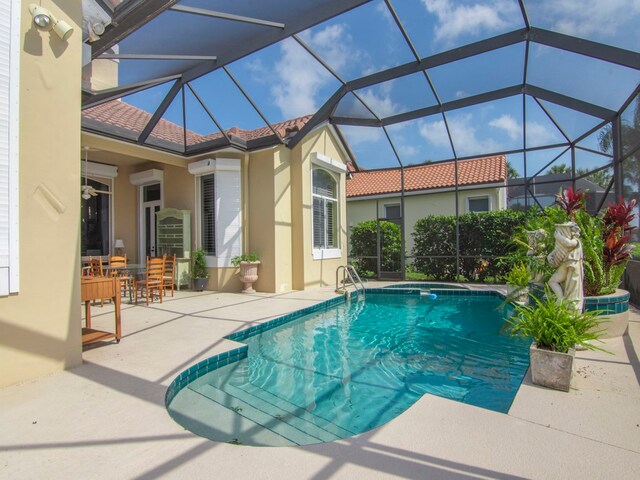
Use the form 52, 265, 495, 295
29, 4, 74, 41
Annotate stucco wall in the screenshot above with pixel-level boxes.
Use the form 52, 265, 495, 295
248, 148, 278, 292
291, 127, 349, 290
347, 186, 504, 256
0, 1, 83, 387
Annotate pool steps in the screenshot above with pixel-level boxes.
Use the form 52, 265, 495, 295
190, 379, 354, 445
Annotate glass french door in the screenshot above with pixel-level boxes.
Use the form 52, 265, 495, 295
141, 183, 161, 259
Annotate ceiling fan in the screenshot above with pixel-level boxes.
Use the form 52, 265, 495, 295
82, 147, 112, 200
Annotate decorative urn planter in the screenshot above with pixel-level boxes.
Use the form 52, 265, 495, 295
238, 261, 260, 293
584, 289, 631, 338
529, 343, 575, 392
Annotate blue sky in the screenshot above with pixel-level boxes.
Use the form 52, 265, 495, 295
121, 0, 640, 174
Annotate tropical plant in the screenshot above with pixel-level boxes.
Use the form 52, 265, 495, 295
231, 252, 260, 267
514, 191, 636, 296
508, 289, 605, 353
555, 186, 586, 219
191, 248, 209, 279
505, 262, 530, 287
547, 164, 570, 174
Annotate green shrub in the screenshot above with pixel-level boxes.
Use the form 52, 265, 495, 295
508, 289, 605, 353
412, 210, 526, 281
505, 262, 530, 287
349, 220, 401, 278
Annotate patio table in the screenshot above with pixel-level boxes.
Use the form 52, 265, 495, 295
103, 263, 147, 302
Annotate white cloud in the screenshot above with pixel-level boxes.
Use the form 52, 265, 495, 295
421, 0, 517, 44
339, 125, 384, 146
419, 114, 500, 156
272, 25, 351, 118
489, 114, 559, 146
533, 0, 640, 39
489, 114, 520, 140
357, 82, 400, 118
527, 122, 560, 146
399, 145, 417, 156
418, 117, 450, 148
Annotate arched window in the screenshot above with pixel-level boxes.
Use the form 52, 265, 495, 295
312, 169, 338, 250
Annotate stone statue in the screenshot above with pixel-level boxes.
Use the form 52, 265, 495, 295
525, 228, 547, 284
547, 222, 584, 312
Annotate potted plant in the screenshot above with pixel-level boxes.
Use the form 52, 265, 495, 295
508, 289, 606, 391
514, 190, 636, 337
191, 248, 209, 291
504, 262, 530, 305
231, 252, 260, 293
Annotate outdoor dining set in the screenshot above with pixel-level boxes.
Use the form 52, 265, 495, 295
82, 253, 177, 305
80, 254, 177, 346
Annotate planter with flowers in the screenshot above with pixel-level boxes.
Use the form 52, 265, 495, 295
231, 253, 260, 293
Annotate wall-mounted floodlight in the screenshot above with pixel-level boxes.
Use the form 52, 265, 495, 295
29, 4, 74, 41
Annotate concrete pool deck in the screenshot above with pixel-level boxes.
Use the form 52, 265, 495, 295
1, 283, 639, 479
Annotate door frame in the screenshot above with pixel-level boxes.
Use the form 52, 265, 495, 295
137, 181, 164, 261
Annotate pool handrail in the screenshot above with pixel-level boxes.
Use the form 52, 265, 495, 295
336, 265, 365, 297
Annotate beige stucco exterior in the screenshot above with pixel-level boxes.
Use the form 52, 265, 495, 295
1, 2, 350, 387
0, 1, 83, 387
291, 127, 349, 290
347, 185, 507, 255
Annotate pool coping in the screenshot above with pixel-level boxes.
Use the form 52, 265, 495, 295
165, 286, 508, 407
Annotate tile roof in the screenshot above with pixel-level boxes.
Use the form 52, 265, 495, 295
346, 156, 507, 198
82, 100, 312, 147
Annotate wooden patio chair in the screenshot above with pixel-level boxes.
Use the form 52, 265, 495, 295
134, 255, 165, 306
109, 254, 133, 301
88, 256, 104, 277
162, 253, 176, 298
88, 256, 105, 306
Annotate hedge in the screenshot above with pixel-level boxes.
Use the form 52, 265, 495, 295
349, 220, 401, 278
411, 210, 527, 281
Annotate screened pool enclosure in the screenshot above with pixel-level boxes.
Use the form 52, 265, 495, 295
82, 0, 640, 280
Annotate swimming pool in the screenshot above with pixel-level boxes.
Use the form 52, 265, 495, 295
166, 289, 530, 446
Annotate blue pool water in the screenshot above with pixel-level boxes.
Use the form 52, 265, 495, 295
167, 292, 531, 446
385, 282, 468, 290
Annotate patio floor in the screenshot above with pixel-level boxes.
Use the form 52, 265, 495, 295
1, 283, 639, 479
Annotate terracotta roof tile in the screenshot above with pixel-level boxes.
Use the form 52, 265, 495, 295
346, 156, 506, 198
82, 100, 312, 146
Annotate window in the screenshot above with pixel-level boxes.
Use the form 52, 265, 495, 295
313, 169, 339, 251
81, 179, 111, 256
384, 204, 401, 220
467, 196, 490, 212
200, 173, 215, 255
189, 158, 241, 267
82, 162, 118, 257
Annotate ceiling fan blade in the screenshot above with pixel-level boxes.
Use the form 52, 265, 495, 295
92, 189, 112, 195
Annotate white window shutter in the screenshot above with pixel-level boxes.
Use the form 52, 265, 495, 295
215, 159, 242, 267
0, 0, 20, 295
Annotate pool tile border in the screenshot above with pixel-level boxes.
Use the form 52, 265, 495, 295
165, 287, 506, 407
